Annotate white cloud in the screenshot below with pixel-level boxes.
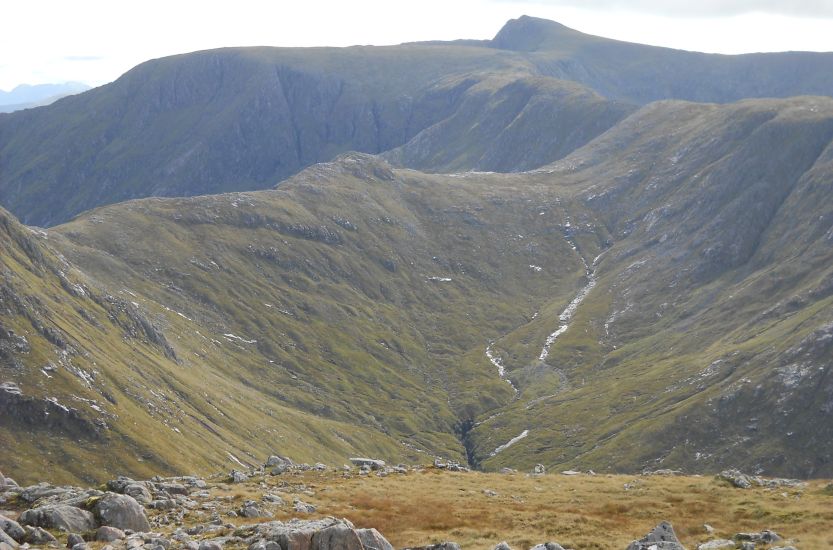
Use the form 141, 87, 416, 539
492, 0, 833, 17
1, 0, 832, 90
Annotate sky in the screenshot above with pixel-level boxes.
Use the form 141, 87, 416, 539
2, 0, 833, 91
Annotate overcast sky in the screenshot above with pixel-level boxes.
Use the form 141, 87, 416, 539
2, 0, 832, 91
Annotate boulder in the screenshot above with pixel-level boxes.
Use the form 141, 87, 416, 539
158, 483, 188, 496
0, 529, 18, 550
697, 541, 734, 550
401, 544, 461, 550
124, 484, 152, 504
92, 493, 150, 532
70, 543, 88, 550
626, 522, 685, 550
493, 542, 512, 550
230, 471, 249, 483
0, 514, 25, 542
96, 526, 126, 542
355, 529, 394, 550
25, 526, 58, 544
530, 544, 565, 550
294, 500, 316, 514
18, 505, 97, 532
311, 523, 364, 550
67, 533, 85, 547
19, 483, 79, 504
199, 542, 223, 550
735, 530, 781, 544
348, 458, 385, 471
532, 464, 546, 476
105, 477, 136, 494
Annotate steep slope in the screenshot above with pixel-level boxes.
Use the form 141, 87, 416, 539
383, 74, 634, 173
0, 45, 623, 227
464, 96, 833, 477
4, 97, 833, 482
2, 152, 598, 484
1, 199, 441, 486
4, 16, 833, 227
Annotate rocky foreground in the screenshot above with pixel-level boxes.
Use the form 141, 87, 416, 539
0, 459, 817, 550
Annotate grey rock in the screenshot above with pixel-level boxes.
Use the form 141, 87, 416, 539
66, 533, 85, 547
159, 483, 188, 496
18, 505, 97, 532
150, 499, 177, 510
184, 542, 200, 550
0, 541, 16, 550
401, 544, 461, 550
532, 464, 546, 476
719, 470, 806, 490
0, 529, 18, 550
124, 484, 152, 504
626, 522, 685, 550
92, 493, 150, 532
355, 528, 394, 550
25, 526, 58, 544
19, 483, 76, 504
311, 523, 364, 550
240, 501, 271, 519
263, 494, 284, 505
199, 541, 223, 550
493, 542, 513, 550
771, 547, 798, 550
254, 518, 349, 550
95, 526, 126, 542
293, 500, 316, 514
270, 463, 289, 476
530, 544, 565, 550
230, 471, 248, 483
71, 542, 88, 550
697, 541, 735, 550
735, 530, 781, 543
348, 458, 385, 471
105, 477, 136, 494
0, 514, 26, 542
739, 543, 755, 550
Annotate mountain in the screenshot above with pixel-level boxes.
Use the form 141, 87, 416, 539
3, 93, 833, 484
2, 17, 833, 485
0, 82, 90, 113
2, 17, 833, 226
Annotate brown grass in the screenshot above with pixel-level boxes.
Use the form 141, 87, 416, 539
251, 469, 833, 550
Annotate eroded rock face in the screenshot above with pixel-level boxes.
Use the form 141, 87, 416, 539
18, 505, 97, 533
626, 522, 685, 550
91, 493, 150, 532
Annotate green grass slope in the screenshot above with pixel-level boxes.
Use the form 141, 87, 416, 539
466, 96, 833, 477
4, 96, 833, 482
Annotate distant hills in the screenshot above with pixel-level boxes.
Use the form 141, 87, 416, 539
1, 17, 832, 484
0, 82, 90, 113
2, 16, 833, 227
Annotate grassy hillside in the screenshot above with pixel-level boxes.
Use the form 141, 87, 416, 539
3, 95, 833, 483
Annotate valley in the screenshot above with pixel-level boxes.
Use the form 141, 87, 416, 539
1, 14, 832, 510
